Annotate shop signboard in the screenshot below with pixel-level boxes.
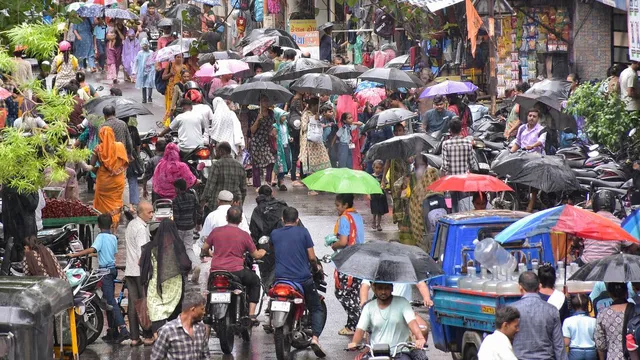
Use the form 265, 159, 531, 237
289, 19, 319, 58
629, 0, 640, 61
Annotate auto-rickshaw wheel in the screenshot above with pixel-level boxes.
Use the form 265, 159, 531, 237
75, 322, 87, 355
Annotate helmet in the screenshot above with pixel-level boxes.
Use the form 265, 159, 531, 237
185, 81, 200, 92
58, 41, 71, 52
592, 189, 616, 213
185, 89, 203, 104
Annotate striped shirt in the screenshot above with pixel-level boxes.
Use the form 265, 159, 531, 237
580, 211, 629, 264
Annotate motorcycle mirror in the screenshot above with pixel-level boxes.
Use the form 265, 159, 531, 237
588, 144, 600, 151
630, 128, 637, 137
321, 254, 333, 264
258, 236, 270, 245
95, 86, 104, 92
587, 151, 600, 158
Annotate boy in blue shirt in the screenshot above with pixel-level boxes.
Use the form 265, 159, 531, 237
68, 214, 130, 343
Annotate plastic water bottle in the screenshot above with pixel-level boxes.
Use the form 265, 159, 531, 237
482, 266, 501, 294
458, 266, 477, 290
473, 238, 517, 274
471, 266, 489, 291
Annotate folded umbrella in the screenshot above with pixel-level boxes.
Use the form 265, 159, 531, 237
419, 80, 478, 98
332, 241, 443, 283
272, 58, 331, 81
211, 84, 239, 100
229, 82, 292, 105
427, 174, 513, 193
290, 73, 352, 95
365, 133, 439, 161
495, 205, 639, 244
362, 108, 418, 133
491, 151, 580, 193
358, 68, 423, 89
569, 253, 640, 282
301, 168, 383, 194
83, 96, 152, 119
325, 64, 369, 79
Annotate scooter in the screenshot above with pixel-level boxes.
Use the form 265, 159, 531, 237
346, 342, 427, 360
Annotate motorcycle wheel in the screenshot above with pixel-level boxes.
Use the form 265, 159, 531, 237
274, 323, 291, 360
86, 297, 104, 345
217, 316, 235, 354
241, 323, 252, 342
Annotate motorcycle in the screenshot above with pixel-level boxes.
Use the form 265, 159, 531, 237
267, 265, 328, 360
139, 130, 158, 181
146, 27, 161, 50
203, 270, 254, 354
347, 342, 427, 360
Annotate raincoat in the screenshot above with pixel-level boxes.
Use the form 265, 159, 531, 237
122, 29, 140, 76
133, 39, 156, 89
209, 97, 245, 155
273, 107, 290, 175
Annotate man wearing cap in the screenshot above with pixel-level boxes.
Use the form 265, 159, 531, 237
201, 190, 249, 240
319, 23, 334, 62
422, 94, 456, 134
159, 98, 208, 155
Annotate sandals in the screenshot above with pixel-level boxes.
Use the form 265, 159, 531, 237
278, 184, 288, 191
338, 327, 355, 336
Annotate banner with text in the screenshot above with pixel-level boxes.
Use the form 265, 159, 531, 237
629, 0, 640, 61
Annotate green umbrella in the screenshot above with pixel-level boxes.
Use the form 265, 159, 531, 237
301, 168, 383, 195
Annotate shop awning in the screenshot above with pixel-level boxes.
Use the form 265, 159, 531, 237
596, 0, 626, 11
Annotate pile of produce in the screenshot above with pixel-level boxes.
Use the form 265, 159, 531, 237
42, 199, 98, 219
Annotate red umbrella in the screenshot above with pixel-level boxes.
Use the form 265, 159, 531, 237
427, 173, 513, 193
0, 87, 11, 100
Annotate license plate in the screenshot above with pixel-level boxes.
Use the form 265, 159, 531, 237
210, 292, 231, 303
271, 301, 290, 312
200, 159, 212, 166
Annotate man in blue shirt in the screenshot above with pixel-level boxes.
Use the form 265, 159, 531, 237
319, 23, 333, 62
270, 207, 326, 358
68, 214, 129, 343
422, 94, 456, 134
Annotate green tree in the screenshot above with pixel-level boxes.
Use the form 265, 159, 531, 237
565, 82, 637, 153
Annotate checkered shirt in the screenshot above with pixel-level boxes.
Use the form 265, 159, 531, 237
441, 136, 474, 175
150, 316, 210, 360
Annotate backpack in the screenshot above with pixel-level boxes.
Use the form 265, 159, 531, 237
592, 290, 612, 316
624, 302, 640, 359
239, 0, 249, 11
374, 9, 394, 39
154, 63, 171, 95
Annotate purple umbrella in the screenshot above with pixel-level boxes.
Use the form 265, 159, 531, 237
419, 80, 478, 98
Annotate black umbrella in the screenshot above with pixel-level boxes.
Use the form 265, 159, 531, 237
358, 68, 424, 89
515, 92, 577, 131
197, 51, 242, 66
332, 241, 443, 283
241, 55, 275, 72
211, 84, 240, 100
246, 71, 276, 83
325, 64, 369, 79
491, 151, 580, 193
384, 54, 410, 69
238, 28, 299, 49
362, 108, 419, 133
272, 58, 331, 81
230, 82, 293, 105
569, 253, 640, 282
365, 133, 439, 161
163, 3, 201, 19
290, 73, 352, 95
83, 96, 152, 119
157, 17, 176, 28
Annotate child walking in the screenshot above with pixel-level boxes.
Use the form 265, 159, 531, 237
133, 38, 155, 103
68, 214, 130, 343
563, 293, 596, 360
370, 159, 388, 231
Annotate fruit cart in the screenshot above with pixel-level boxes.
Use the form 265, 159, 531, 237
41, 192, 101, 250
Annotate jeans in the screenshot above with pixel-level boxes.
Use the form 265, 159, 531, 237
290, 139, 304, 180
125, 276, 152, 340
337, 143, 353, 169
177, 228, 198, 270
127, 175, 139, 205
95, 40, 106, 69
102, 267, 126, 329
301, 277, 325, 337
277, 146, 292, 181
568, 348, 597, 360
230, 268, 261, 303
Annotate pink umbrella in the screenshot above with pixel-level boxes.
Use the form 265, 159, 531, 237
356, 87, 386, 108
0, 87, 11, 100
194, 60, 250, 82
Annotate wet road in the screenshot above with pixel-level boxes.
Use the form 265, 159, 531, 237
80, 73, 451, 360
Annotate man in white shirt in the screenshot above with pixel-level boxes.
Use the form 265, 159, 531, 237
159, 98, 207, 153
478, 306, 520, 360
620, 61, 640, 111
201, 190, 250, 240
348, 283, 426, 359
124, 201, 154, 345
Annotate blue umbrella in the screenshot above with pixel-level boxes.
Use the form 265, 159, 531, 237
419, 80, 478, 99
105, 8, 138, 20
623, 209, 640, 240
76, 4, 103, 17
355, 80, 383, 93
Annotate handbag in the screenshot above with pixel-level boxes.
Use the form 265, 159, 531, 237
269, 133, 277, 154
306, 118, 323, 143
134, 297, 152, 330
127, 150, 144, 178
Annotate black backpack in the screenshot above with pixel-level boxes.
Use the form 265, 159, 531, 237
374, 9, 394, 39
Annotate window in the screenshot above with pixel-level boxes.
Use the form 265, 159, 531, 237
613, 9, 629, 65
433, 224, 449, 262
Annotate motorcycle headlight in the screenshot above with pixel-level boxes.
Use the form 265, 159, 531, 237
75, 305, 86, 316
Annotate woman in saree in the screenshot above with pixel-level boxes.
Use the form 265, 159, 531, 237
407, 165, 441, 248
299, 97, 331, 195
140, 219, 191, 338
87, 127, 129, 230
162, 54, 185, 126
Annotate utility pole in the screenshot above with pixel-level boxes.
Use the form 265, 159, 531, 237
488, 0, 496, 114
